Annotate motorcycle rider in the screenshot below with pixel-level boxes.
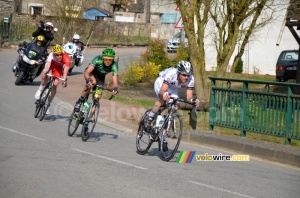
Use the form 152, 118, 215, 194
67, 34, 85, 66
12, 35, 47, 78
32, 21, 58, 77
32, 21, 57, 47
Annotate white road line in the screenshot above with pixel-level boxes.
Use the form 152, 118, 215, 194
0, 126, 45, 141
72, 148, 147, 170
188, 181, 257, 198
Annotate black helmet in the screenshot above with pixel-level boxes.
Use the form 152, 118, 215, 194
177, 60, 193, 75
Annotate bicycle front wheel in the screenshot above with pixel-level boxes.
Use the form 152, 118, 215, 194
38, 82, 52, 121
81, 101, 100, 142
68, 109, 81, 137
160, 113, 183, 161
136, 109, 153, 155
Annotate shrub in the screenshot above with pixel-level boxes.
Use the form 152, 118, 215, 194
123, 62, 144, 85
123, 61, 161, 85
142, 61, 161, 81
141, 39, 173, 70
174, 45, 190, 63
234, 59, 243, 73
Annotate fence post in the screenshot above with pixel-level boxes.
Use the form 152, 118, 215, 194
285, 86, 293, 145
209, 78, 216, 131
240, 82, 248, 137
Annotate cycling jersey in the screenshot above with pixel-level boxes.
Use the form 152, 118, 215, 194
89, 55, 118, 80
154, 67, 195, 97
46, 52, 71, 78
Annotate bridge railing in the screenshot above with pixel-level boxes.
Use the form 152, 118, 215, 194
208, 77, 300, 144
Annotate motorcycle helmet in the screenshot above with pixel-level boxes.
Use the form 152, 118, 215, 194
177, 60, 193, 75
102, 48, 115, 59
52, 45, 63, 54
44, 22, 54, 31
73, 34, 80, 40
36, 35, 45, 46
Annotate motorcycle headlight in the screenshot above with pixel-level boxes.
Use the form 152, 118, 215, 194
22, 55, 36, 65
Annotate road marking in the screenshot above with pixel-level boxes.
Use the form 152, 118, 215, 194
0, 126, 45, 141
188, 181, 257, 198
72, 148, 148, 170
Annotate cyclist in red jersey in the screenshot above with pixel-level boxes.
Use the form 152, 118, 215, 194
34, 45, 71, 114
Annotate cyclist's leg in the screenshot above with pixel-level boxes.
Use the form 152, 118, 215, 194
144, 78, 164, 129
74, 75, 96, 111
47, 78, 59, 104
88, 77, 104, 119
35, 62, 50, 99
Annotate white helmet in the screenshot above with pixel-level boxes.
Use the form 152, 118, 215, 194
45, 22, 54, 28
177, 60, 193, 75
63, 43, 77, 55
73, 34, 80, 40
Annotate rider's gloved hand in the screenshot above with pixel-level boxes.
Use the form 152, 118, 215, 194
62, 79, 67, 88
190, 98, 200, 107
112, 87, 118, 95
162, 92, 171, 101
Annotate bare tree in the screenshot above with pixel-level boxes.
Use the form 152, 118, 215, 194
176, 0, 285, 101
41, 0, 99, 40
176, 0, 212, 101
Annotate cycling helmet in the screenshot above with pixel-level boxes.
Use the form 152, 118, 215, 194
36, 35, 45, 41
45, 22, 54, 28
73, 34, 80, 40
52, 45, 63, 54
36, 35, 45, 46
177, 60, 193, 75
102, 48, 115, 58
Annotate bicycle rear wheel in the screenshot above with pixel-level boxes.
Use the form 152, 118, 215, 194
160, 113, 183, 161
136, 109, 153, 155
81, 101, 100, 141
38, 82, 52, 121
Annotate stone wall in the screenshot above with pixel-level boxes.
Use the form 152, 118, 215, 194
0, 0, 14, 20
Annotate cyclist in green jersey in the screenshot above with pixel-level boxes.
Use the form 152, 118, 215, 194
73, 48, 119, 112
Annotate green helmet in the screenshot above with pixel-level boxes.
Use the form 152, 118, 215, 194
102, 48, 115, 58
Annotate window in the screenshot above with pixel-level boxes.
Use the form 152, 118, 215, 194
30, 6, 43, 15
28, 4, 44, 15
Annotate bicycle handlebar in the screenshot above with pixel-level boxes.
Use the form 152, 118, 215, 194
88, 84, 115, 100
45, 73, 65, 81
168, 96, 196, 106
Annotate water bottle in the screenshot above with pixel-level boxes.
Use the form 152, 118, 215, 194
82, 101, 91, 113
95, 88, 101, 98
155, 115, 165, 128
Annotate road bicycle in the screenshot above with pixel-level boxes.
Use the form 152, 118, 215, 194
68, 85, 114, 141
136, 96, 197, 161
34, 73, 65, 121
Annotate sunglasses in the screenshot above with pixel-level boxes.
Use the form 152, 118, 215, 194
55, 53, 63, 57
103, 58, 113, 61
181, 74, 190, 77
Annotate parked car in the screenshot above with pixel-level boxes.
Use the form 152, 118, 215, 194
167, 32, 188, 53
276, 49, 299, 82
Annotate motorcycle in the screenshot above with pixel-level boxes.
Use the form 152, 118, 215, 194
14, 41, 46, 85
63, 42, 84, 73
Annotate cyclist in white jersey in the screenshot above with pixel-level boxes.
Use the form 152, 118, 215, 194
145, 60, 200, 130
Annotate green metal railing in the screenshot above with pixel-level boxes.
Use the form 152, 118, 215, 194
209, 77, 300, 144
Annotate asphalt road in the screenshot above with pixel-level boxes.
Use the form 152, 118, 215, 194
0, 48, 299, 198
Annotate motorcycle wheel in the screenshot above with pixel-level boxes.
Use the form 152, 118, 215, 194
15, 71, 25, 85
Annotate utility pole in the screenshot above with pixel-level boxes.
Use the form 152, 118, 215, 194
144, 0, 150, 23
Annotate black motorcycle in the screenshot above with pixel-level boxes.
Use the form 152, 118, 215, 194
13, 41, 47, 85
